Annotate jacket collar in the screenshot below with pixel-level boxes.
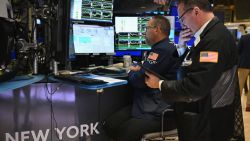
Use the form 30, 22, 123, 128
152, 37, 169, 49
200, 17, 220, 39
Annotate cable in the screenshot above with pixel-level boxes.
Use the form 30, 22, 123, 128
44, 74, 63, 141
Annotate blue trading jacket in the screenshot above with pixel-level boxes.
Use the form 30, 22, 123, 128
128, 38, 180, 119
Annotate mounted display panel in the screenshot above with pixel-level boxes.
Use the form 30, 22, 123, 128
70, 0, 113, 23
72, 24, 114, 54
114, 16, 175, 51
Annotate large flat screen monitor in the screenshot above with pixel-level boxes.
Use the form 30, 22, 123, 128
70, 0, 113, 22
115, 16, 175, 51
72, 24, 115, 54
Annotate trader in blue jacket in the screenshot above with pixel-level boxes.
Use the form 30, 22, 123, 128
104, 15, 180, 141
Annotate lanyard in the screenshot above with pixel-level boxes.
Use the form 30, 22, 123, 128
181, 50, 192, 66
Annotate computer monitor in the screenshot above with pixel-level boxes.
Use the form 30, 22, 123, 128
70, 0, 113, 22
114, 16, 175, 51
72, 24, 115, 54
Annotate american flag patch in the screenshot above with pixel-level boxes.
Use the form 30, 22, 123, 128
148, 52, 159, 61
199, 51, 218, 63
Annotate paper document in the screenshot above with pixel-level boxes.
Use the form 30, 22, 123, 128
85, 74, 126, 83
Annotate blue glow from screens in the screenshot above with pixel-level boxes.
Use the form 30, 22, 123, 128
115, 50, 142, 57
170, 6, 182, 31
72, 24, 114, 54
174, 36, 196, 47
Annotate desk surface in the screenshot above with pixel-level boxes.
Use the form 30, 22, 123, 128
0, 75, 44, 93
50, 74, 128, 90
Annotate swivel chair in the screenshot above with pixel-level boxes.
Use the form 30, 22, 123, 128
141, 109, 179, 141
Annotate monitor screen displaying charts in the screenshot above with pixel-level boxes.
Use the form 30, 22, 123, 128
114, 16, 175, 51
72, 24, 114, 54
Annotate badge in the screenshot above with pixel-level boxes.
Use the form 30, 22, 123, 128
182, 60, 192, 66
181, 51, 192, 66
147, 52, 159, 61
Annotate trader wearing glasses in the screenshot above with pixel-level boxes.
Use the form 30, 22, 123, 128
145, 0, 242, 141
104, 15, 180, 141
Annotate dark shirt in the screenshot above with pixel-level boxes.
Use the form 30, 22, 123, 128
128, 38, 180, 119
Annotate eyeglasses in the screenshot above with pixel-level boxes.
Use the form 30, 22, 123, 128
146, 26, 156, 31
178, 8, 194, 23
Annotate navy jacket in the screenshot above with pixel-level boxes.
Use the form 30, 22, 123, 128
238, 34, 250, 68
128, 38, 180, 119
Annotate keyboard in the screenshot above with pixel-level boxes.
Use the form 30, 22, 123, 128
54, 74, 108, 85
92, 67, 126, 74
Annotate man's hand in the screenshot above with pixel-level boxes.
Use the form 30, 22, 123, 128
129, 65, 141, 72
178, 28, 193, 47
145, 72, 160, 89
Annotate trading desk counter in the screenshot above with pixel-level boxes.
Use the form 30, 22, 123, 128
50, 73, 128, 90
0, 75, 44, 93
0, 74, 132, 141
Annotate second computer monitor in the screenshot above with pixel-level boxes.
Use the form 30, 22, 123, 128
70, 0, 113, 23
115, 16, 175, 51
72, 24, 115, 54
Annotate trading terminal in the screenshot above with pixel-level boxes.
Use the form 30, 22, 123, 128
0, 0, 250, 141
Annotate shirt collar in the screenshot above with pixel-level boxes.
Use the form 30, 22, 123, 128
194, 19, 211, 39
193, 19, 212, 47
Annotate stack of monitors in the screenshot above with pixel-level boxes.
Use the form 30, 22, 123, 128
71, 0, 113, 22
69, 0, 115, 56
